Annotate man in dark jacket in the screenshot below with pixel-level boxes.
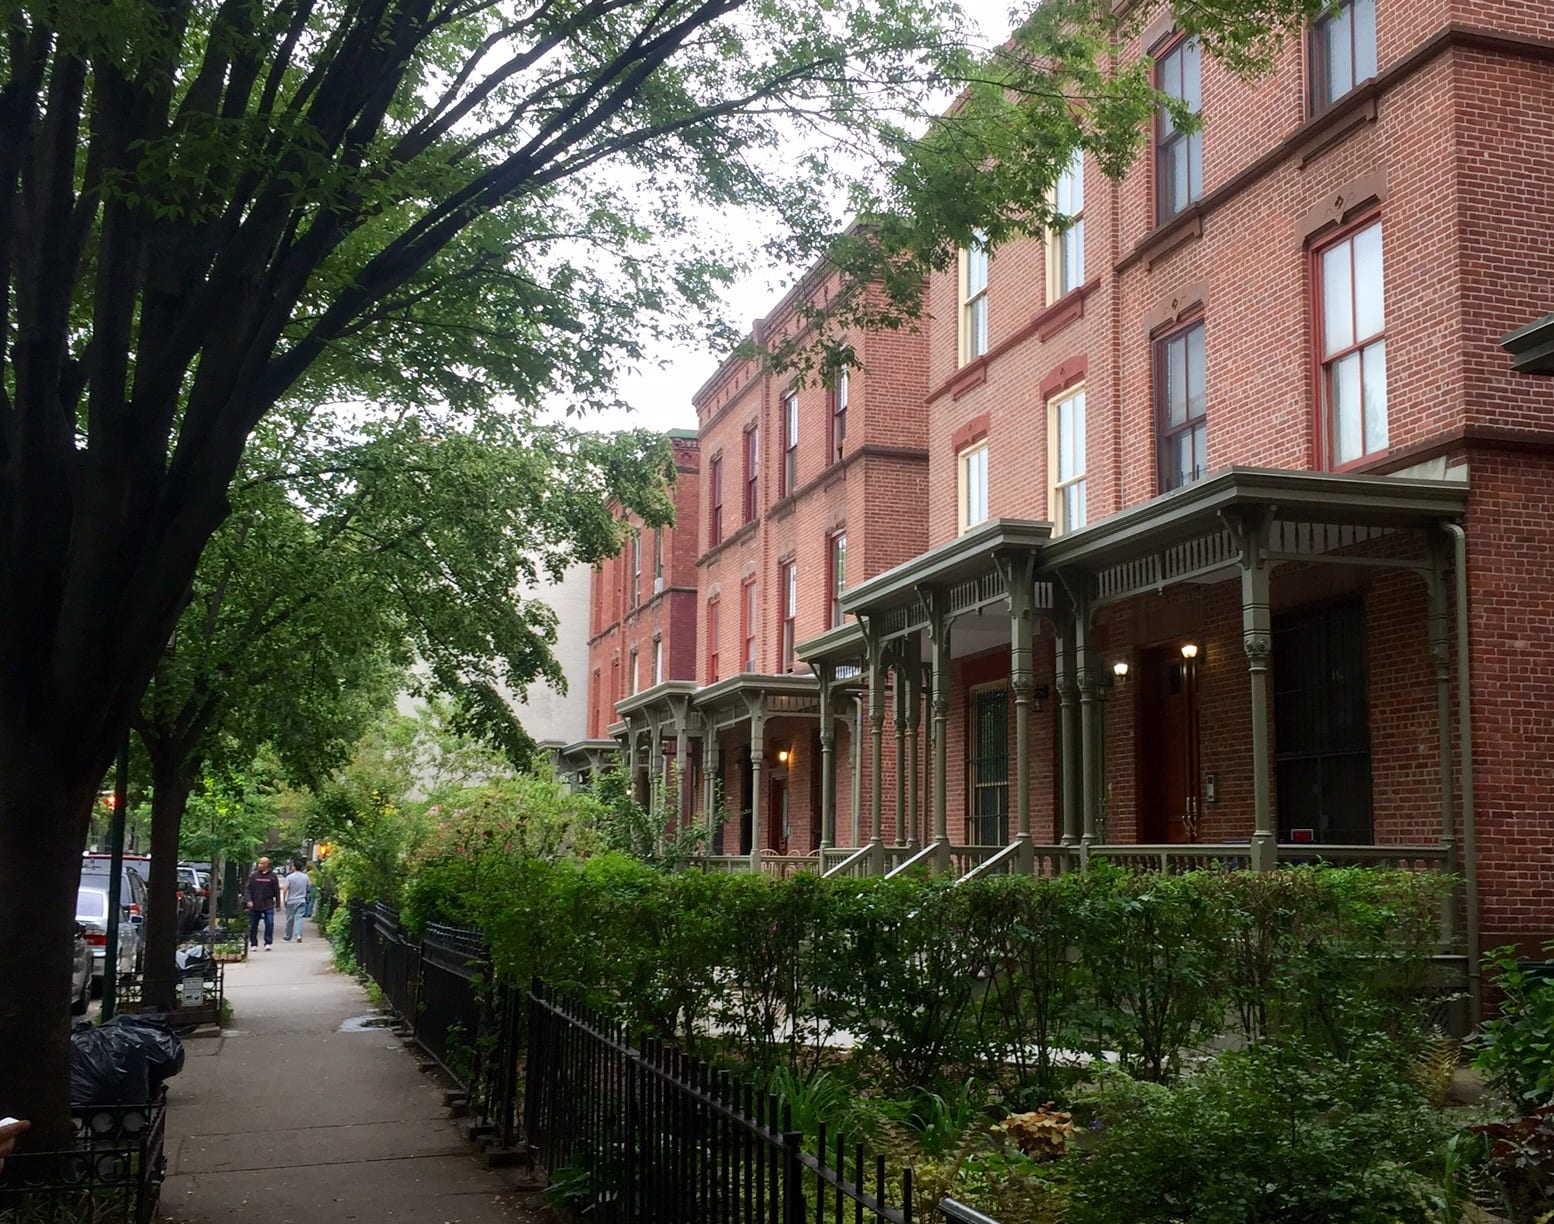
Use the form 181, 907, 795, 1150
245, 857, 281, 950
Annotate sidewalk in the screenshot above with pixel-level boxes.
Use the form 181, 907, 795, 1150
158, 921, 536, 1223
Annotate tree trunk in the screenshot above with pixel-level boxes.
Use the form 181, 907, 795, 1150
0, 762, 97, 1148
143, 759, 193, 1012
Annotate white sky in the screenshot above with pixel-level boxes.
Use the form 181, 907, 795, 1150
573, 0, 1024, 437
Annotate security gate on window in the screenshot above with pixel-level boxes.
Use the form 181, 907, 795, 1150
968, 688, 1009, 845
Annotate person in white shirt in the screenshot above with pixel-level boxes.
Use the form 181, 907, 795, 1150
280, 859, 311, 943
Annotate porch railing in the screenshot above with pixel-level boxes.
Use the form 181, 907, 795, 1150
1275, 843, 1451, 872
1088, 843, 1253, 873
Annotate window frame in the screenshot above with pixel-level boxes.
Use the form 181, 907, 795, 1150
652, 636, 663, 686
1153, 34, 1203, 226
827, 530, 847, 630
743, 424, 759, 523
706, 599, 720, 683
708, 455, 724, 546
1154, 318, 1208, 494
957, 440, 989, 535
831, 367, 848, 464
628, 531, 641, 610
1308, 0, 1377, 116
628, 645, 639, 695
1311, 213, 1388, 470
741, 577, 758, 673
958, 238, 990, 366
781, 389, 799, 497
779, 558, 797, 672
1046, 148, 1086, 302
1047, 386, 1087, 535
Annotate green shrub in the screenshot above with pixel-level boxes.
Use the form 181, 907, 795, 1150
1471, 942, 1554, 1107
1064, 1039, 1453, 1223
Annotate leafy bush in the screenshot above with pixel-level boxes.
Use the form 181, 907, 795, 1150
1472, 942, 1554, 1108
1063, 1039, 1453, 1223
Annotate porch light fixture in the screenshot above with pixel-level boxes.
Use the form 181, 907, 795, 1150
776, 747, 790, 764
1112, 660, 1130, 681
1180, 643, 1200, 661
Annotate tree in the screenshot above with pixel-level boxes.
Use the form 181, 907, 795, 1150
132, 408, 672, 1010
1, 0, 974, 1132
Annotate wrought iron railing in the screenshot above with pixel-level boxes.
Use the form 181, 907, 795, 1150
0, 1096, 167, 1223
525, 984, 915, 1223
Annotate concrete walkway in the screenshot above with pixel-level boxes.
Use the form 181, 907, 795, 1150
158, 923, 536, 1223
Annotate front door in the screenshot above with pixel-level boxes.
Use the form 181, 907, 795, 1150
771, 778, 790, 854
1137, 646, 1199, 843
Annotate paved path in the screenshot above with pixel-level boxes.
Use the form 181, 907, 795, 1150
159, 923, 534, 1223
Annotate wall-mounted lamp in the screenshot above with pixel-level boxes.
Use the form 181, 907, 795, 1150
1180, 642, 1200, 661
1112, 660, 1130, 681
776, 747, 791, 764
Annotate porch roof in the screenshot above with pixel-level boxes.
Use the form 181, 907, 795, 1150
794, 620, 865, 666
1043, 467, 1468, 607
692, 672, 820, 708
615, 679, 698, 720
1502, 311, 1554, 375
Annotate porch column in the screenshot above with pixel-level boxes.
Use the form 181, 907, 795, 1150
649, 722, 663, 818
817, 664, 836, 850
905, 655, 922, 848
704, 737, 722, 846
851, 694, 863, 844
624, 721, 641, 805
1236, 510, 1276, 871
998, 550, 1039, 872
746, 693, 768, 869
862, 619, 887, 870
923, 586, 952, 870
1054, 611, 1082, 852
1427, 551, 1458, 876
1074, 596, 1102, 849
674, 727, 689, 831
892, 649, 908, 846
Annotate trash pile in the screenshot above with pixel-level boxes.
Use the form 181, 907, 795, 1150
70, 1015, 185, 1106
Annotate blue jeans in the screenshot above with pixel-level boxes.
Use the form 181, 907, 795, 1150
248, 907, 275, 947
284, 903, 307, 941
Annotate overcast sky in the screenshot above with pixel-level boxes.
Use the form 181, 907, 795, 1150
572, 0, 1022, 437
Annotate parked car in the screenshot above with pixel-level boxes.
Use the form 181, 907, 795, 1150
75, 863, 146, 993
177, 863, 209, 927
71, 925, 92, 1014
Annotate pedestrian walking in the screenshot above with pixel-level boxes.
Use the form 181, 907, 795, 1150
281, 858, 310, 943
244, 857, 281, 950
301, 860, 318, 918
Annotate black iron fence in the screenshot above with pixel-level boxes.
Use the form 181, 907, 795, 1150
525, 984, 914, 1223
0, 1096, 167, 1223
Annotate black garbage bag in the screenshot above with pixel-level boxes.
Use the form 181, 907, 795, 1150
69, 1015, 185, 1106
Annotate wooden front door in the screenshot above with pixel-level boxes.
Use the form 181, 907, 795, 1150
1136, 646, 1199, 843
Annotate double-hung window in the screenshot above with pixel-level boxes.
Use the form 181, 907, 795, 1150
828, 531, 847, 629
741, 577, 758, 672
831, 368, 848, 463
779, 560, 797, 672
628, 646, 639, 695
706, 600, 720, 682
652, 637, 663, 686
1310, 0, 1377, 113
958, 442, 989, 534
781, 391, 799, 497
743, 425, 759, 522
1049, 388, 1087, 534
1155, 320, 1207, 492
628, 531, 641, 609
1316, 218, 1387, 466
708, 456, 724, 546
1048, 149, 1085, 300
959, 238, 989, 364
1155, 36, 1203, 223
653, 527, 663, 592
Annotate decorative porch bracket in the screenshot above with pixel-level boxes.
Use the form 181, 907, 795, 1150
1224, 505, 1277, 871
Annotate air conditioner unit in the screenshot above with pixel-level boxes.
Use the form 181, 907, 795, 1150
653, 576, 665, 594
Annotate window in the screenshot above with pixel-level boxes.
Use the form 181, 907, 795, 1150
1155, 320, 1207, 492
1316, 218, 1387, 466
708, 456, 724, 546
741, 578, 757, 672
781, 391, 799, 497
1310, 0, 1377, 113
653, 527, 664, 591
831, 367, 848, 463
1155, 36, 1203, 223
628, 646, 639, 695
958, 442, 989, 534
1049, 388, 1087, 534
1274, 602, 1373, 842
743, 425, 759, 522
969, 688, 1010, 845
707, 600, 720, 682
959, 237, 989, 364
628, 531, 641, 609
779, 560, 797, 672
828, 531, 847, 629
1048, 149, 1085, 300
652, 637, 663, 686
